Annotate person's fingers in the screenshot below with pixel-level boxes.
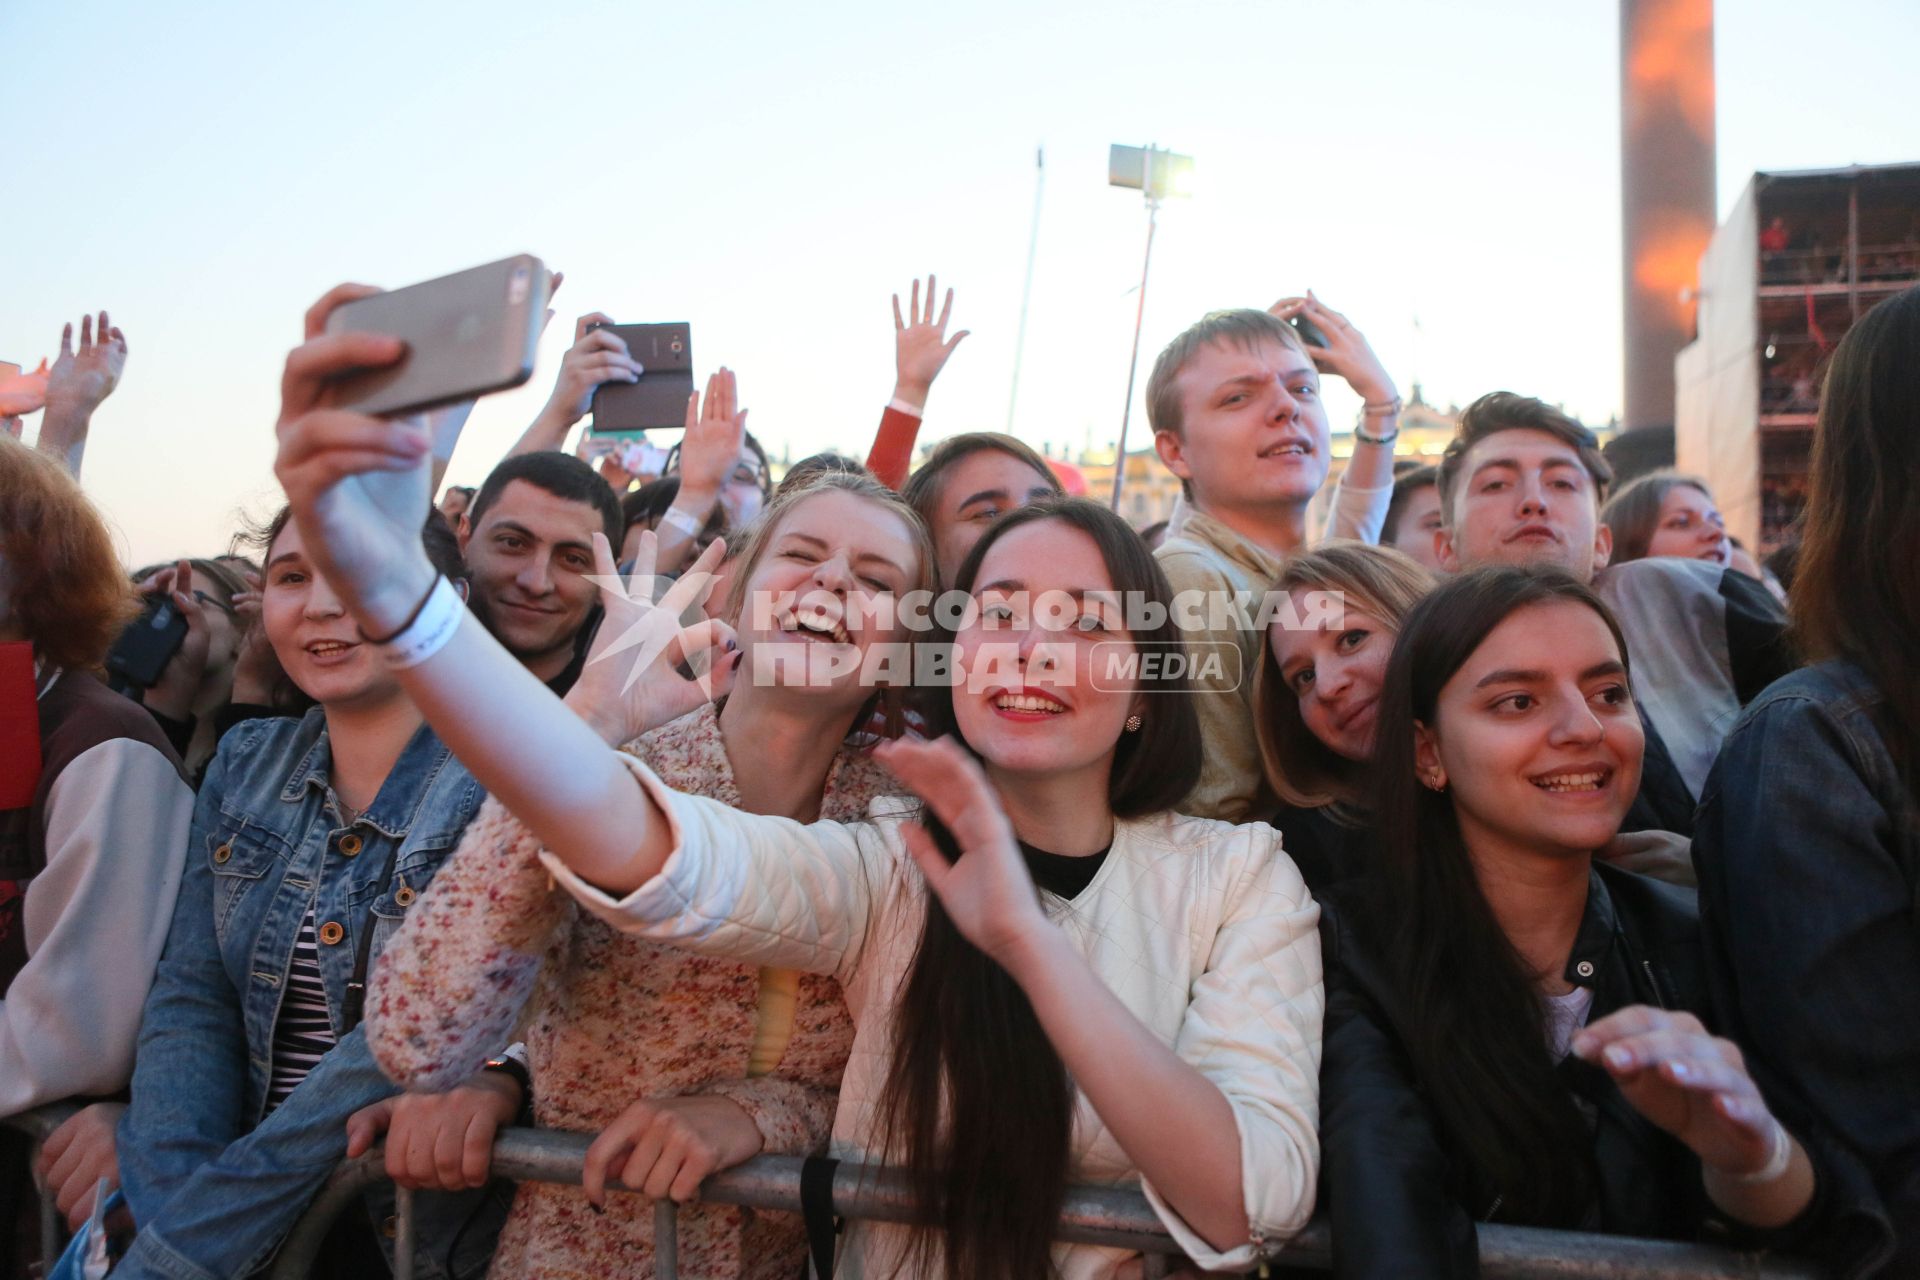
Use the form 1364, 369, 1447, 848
461, 1110, 497, 1188
304, 283, 383, 340
344, 1100, 392, 1159
1656, 1055, 1758, 1102
277, 411, 430, 481
576, 327, 628, 356
668, 1141, 716, 1202
936, 285, 953, 332
433, 1106, 470, 1188
898, 820, 954, 897
683, 390, 701, 431
910, 277, 922, 327
944, 329, 971, 354
547, 270, 564, 302
36, 1119, 74, 1174
582, 1121, 634, 1208
640, 1128, 690, 1200
79, 313, 94, 353
621, 1118, 673, 1200
58, 322, 73, 359
590, 531, 623, 587
875, 737, 1001, 842
1572, 1004, 1671, 1059
280, 331, 407, 415
892, 293, 906, 331
98, 311, 112, 347
1713, 1092, 1779, 1145
109, 326, 128, 353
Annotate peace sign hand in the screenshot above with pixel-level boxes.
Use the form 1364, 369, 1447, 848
564, 530, 741, 747
874, 737, 1053, 968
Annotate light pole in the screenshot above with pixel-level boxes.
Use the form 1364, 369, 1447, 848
1107, 144, 1194, 511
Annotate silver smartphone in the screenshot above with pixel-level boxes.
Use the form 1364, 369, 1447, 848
324, 255, 548, 416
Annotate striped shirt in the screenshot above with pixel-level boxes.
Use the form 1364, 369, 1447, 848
265, 906, 336, 1110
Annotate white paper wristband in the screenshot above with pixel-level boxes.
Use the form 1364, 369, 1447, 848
378, 576, 465, 670
659, 504, 705, 538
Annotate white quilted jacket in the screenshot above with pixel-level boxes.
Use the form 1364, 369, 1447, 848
543, 753, 1324, 1277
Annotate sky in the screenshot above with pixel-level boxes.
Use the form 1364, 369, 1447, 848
3, 0, 1916, 566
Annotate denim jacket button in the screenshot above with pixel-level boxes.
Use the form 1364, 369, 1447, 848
1575, 960, 1596, 979
382, 1214, 398, 1239
394, 886, 417, 908
318, 921, 346, 946
339, 833, 364, 857
213, 842, 232, 865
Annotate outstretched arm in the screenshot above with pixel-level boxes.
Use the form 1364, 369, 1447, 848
507, 308, 642, 458
1270, 293, 1398, 543
273, 285, 716, 892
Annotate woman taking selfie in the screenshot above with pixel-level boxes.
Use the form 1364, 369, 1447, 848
1316, 566, 1819, 1278
1252, 541, 1431, 888
358, 471, 935, 1278
113, 508, 503, 1280
273, 287, 1321, 1279
1694, 284, 1920, 1276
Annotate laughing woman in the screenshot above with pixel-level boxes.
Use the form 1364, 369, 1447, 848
1317, 567, 1818, 1279
274, 283, 1322, 1280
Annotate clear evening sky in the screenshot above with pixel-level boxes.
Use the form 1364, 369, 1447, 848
3, 0, 1915, 565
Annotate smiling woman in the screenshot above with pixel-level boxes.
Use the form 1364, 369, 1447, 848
1315, 566, 1820, 1279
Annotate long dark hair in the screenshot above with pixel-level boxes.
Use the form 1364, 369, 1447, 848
1363, 565, 1632, 1224
1792, 283, 1920, 795
878, 497, 1200, 1280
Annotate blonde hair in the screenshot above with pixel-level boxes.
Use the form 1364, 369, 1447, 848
1253, 541, 1434, 808
720, 470, 936, 741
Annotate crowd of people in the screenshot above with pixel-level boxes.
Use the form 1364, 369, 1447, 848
1, 271, 1915, 1280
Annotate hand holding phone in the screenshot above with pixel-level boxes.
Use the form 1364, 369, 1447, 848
588, 322, 693, 435
323, 255, 549, 416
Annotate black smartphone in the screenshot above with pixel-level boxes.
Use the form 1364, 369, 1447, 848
106, 595, 189, 691
1289, 313, 1329, 349
589, 322, 694, 437
323, 255, 549, 416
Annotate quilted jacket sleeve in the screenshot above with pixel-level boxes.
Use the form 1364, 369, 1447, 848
542, 753, 895, 987
1139, 824, 1325, 1271
366, 795, 573, 1092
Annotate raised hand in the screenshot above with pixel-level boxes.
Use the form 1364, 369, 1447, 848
0, 358, 50, 418
227, 583, 283, 705
1571, 1006, 1793, 1178
564, 530, 740, 746
272, 284, 438, 635
1268, 291, 1397, 407
545, 312, 643, 426
45, 311, 129, 418
891, 274, 969, 406
673, 368, 749, 503
581, 1093, 764, 1207
136, 559, 213, 722
873, 736, 1052, 967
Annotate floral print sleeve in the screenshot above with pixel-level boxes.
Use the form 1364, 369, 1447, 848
365, 794, 573, 1092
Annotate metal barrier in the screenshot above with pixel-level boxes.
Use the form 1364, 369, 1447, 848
4, 1110, 1826, 1280
270, 1127, 1824, 1280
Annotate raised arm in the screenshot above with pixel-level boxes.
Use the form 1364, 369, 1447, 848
1270, 292, 1399, 543
272, 285, 702, 891
36, 311, 128, 476
867, 275, 968, 488
507, 310, 642, 458
652, 368, 747, 576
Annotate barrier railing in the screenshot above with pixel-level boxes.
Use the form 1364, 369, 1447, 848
5, 1110, 1826, 1280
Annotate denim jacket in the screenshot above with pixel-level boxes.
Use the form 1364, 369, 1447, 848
1695, 660, 1919, 1278
117, 710, 503, 1280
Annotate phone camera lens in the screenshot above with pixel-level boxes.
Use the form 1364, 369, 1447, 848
670, 340, 684, 354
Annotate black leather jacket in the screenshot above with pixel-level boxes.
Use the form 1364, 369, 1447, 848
1317, 863, 1723, 1279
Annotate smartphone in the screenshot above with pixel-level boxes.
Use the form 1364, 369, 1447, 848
1289, 313, 1329, 349
589, 322, 693, 436
106, 595, 189, 691
323, 255, 548, 416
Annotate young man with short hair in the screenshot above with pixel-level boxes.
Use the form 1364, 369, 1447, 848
461, 452, 621, 695
1380, 464, 1446, 573
1150, 297, 1401, 821
1435, 392, 1796, 829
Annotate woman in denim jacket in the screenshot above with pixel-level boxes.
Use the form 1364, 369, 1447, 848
115, 507, 503, 1280
1694, 284, 1920, 1277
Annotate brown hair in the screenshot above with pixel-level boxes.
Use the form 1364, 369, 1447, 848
1793, 284, 1920, 791
1437, 392, 1613, 522
1144, 308, 1309, 441
1381, 464, 1440, 545
1253, 541, 1434, 808
0, 438, 138, 671
899, 433, 1060, 561
720, 470, 936, 741
1599, 470, 1716, 565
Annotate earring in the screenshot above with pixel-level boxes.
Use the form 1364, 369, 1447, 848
1422, 772, 1447, 793
1124, 714, 1143, 733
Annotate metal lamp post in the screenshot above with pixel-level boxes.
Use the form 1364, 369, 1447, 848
1107, 144, 1194, 510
